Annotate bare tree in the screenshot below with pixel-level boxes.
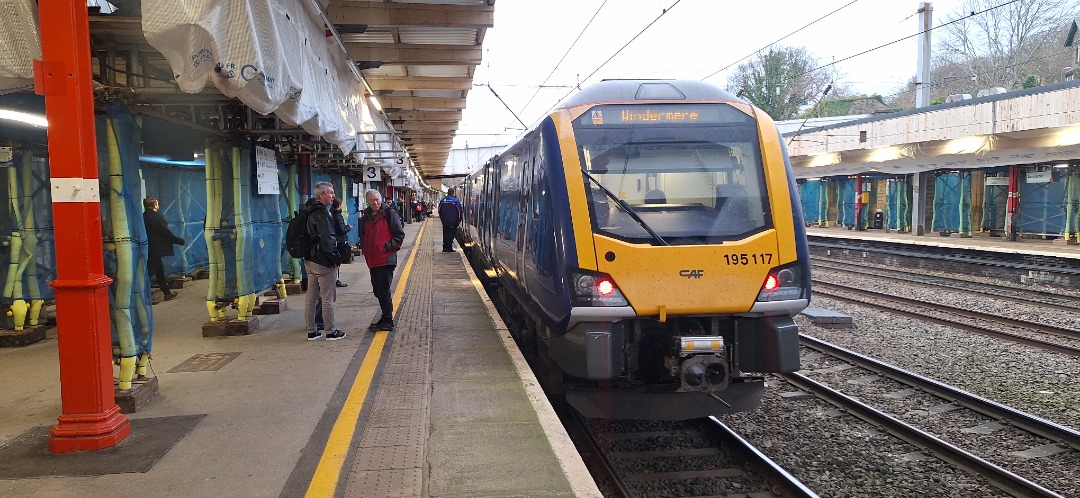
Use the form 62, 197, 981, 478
724, 46, 835, 120
937, 0, 1080, 89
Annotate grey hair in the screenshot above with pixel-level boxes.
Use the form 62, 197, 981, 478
314, 181, 334, 196
364, 189, 382, 200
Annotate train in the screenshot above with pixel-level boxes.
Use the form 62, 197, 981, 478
458, 79, 811, 420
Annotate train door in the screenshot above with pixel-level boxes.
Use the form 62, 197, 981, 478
517, 153, 533, 281
494, 149, 524, 281
481, 157, 497, 265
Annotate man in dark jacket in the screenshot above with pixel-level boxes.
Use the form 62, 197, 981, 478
437, 187, 463, 252
359, 188, 405, 331
331, 197, 352, 287
143, 197, 185, 301
305, 182, 346, 341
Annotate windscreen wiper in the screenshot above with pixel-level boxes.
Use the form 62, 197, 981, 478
581, 168, 669, 246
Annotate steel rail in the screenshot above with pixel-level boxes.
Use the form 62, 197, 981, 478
800, 335, 1080, 451
780, 372, 1064, 498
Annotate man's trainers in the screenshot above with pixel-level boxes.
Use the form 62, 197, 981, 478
307, 331, 323, 341
325, 330, 346, 341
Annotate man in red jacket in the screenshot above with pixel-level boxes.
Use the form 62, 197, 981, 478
359, 189, 406, 331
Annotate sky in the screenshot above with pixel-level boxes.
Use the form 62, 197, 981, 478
451, 0, 970, 155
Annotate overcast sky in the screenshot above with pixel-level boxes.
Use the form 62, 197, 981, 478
452, 0, 968, 155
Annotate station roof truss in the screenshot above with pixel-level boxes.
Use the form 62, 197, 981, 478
14, 0, 494, 183
327, 0, 494, 178
784, 80, 1080, 179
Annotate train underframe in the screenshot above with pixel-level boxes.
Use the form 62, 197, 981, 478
543, 314, 800, 420
471, 245, 803, 420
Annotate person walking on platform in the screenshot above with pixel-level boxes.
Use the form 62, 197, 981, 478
438, 187, 463, 252
143, 197, 185, 301
331, 198, 352, 288
305, 182, 346, 341
360, 188, 405, 331
409, 193, 425, 223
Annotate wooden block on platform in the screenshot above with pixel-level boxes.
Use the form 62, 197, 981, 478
285, 283, 303, 295
167, 276, 192, 289
193, 269, 211, 280
225, 317, 259, 335
115, 376, 159, 414
1053, 237, 1078, 245
202, 317, 260, 336
201, 321, 229, 337
0, 325, 47, 347
258, 298, 287, 314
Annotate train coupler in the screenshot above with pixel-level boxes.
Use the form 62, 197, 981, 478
671, 336, 730, 393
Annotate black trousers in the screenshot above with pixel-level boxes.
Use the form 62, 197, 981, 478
441, 224, 456, 251
369, 265, 395, 320
147, 256, 170, 294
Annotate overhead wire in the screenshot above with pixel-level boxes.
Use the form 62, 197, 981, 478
701, 0, 862, 81
545, 0, 684, 114
466, 0, 611, 173
796, 0, 1022, 80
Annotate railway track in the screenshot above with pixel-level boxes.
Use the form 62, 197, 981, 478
811, 281, 1080, 356
812, 259, 1080, 312
787, 335, 1078, 498
569, 412, 818, 498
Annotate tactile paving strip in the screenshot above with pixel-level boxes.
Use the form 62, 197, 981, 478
343, 224, 436, 497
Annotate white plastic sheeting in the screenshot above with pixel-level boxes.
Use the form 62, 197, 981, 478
142, 0, 382, 156
0, 0, 40, 95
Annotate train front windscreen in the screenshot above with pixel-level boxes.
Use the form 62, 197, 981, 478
574, 103, 771, 245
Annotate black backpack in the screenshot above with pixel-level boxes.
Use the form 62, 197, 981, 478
285, 205, 317, 259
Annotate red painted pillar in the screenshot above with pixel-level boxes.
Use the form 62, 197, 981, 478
1006, 165, 1020, 242
854, 174, 864, 230
298, 153, 311, 199
36, 0, 130, 452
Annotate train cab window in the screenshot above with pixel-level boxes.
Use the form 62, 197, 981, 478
575, 103, 770, 244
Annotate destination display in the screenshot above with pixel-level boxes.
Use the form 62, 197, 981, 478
579, 104, 743, 126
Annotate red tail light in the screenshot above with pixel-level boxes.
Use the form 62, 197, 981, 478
597, 279, 614, 295
763, 274, 780, 291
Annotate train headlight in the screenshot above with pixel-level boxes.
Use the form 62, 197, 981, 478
569, 270, 628, 306
756, 263, 806, 302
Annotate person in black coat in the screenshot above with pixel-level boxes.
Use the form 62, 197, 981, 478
331, 197, 352, 287
143, 197, 185, 300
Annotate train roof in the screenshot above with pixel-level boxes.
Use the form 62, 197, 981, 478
558, 80, 743, 109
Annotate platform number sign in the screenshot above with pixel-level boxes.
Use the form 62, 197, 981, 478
364, 165, 379, 183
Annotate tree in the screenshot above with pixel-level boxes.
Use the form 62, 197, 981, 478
724, 46, 834, 121
937, 0, 1080, 90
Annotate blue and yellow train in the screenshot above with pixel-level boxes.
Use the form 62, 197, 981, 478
459, 79, 811, 419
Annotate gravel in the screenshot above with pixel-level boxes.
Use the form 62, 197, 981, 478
715, 266, 1079, 498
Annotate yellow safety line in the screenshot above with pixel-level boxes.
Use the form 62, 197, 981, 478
304, 330, 387, 498
304, 220, 427, 497
392, 219, 425, 313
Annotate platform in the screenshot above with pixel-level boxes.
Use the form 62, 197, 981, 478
0, 219, 600, 497
805, 225, 1080, 260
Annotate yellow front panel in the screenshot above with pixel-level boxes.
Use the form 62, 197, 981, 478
552, 111, 598, 270
593, 232, 780, 315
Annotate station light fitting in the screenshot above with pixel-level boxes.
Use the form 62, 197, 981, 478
0, 109, 48, 128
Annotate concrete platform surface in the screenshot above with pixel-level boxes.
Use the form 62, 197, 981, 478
0, 218, 600, 497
